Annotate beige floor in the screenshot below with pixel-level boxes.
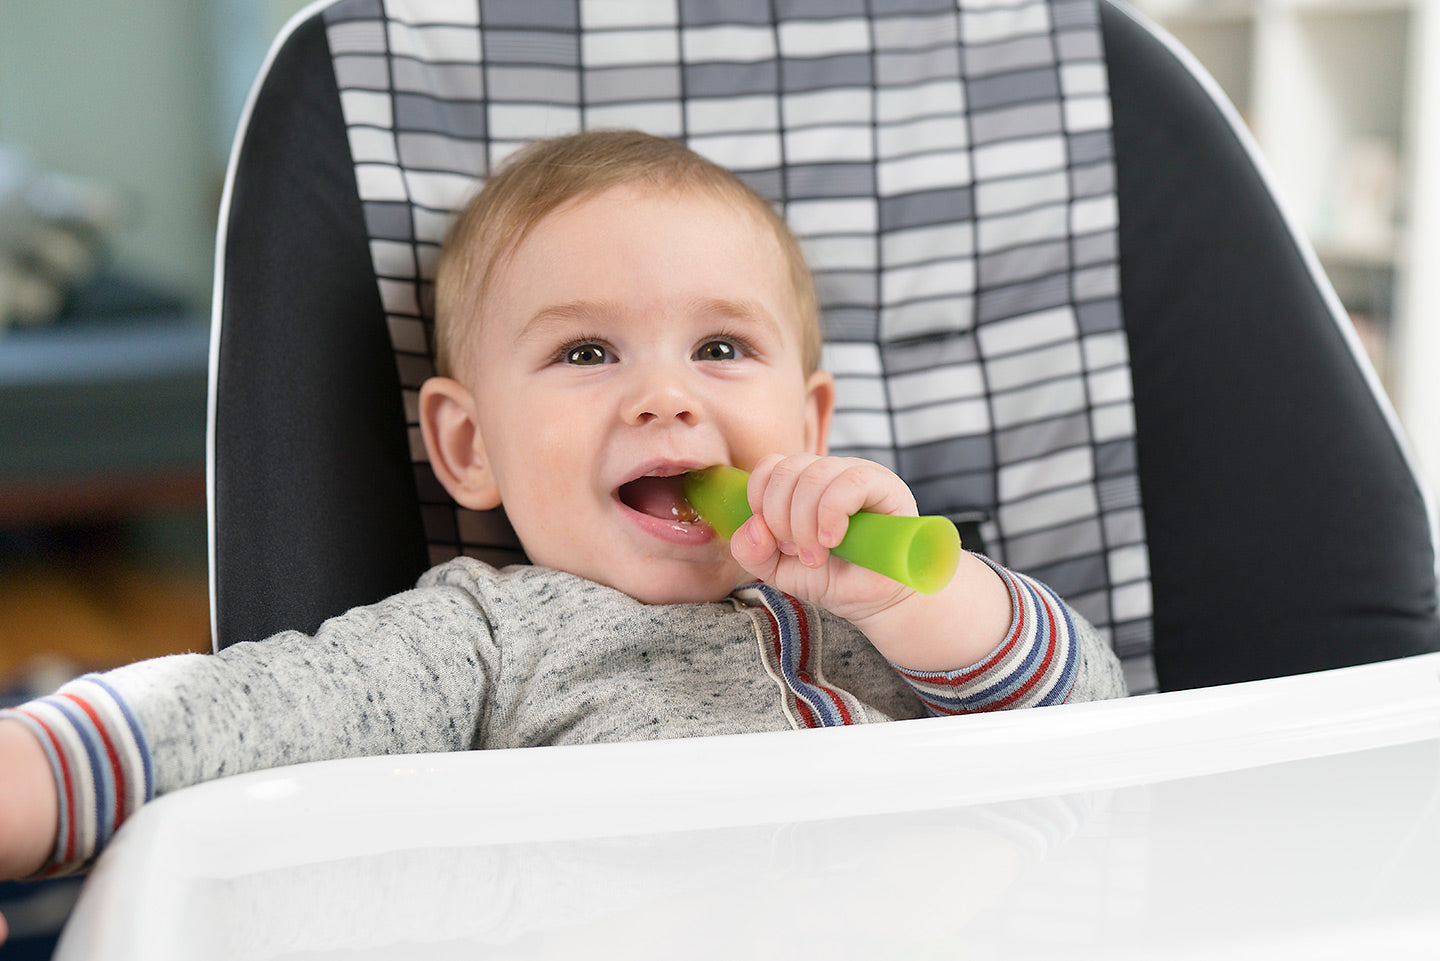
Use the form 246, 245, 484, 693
0, 558, 209, 692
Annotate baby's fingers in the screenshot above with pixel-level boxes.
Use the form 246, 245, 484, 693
812, 461, 885, 549
747, 454, 807, 557
754, 454, 849, 567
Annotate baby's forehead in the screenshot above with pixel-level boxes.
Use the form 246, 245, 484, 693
443, 170, 818, 378
563, 178, 775, 227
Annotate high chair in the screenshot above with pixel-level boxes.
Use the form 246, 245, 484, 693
208, 0, 1440, 693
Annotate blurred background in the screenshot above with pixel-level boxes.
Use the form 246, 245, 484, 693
0, 0, 1437, 952
0, 0, 314, 693
1, 2, 310, 953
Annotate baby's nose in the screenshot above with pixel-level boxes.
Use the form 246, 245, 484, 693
627, 372, 699, 426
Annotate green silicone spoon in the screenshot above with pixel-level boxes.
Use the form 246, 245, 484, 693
683, 465, 962, 594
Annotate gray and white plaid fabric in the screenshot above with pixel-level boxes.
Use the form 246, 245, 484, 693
321, 0, 1155, 691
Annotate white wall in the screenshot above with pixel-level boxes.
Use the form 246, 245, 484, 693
1396, 0, 1440, 516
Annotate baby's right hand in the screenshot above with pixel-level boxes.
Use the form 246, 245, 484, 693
0, 719, 59, 888
729, 453, 920, 623
731, 454, 1015, 674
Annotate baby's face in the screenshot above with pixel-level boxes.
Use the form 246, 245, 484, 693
459, 183, 833, 603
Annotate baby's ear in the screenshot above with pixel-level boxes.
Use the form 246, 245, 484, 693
418, 377, 502, 510
803, 369, 836, 456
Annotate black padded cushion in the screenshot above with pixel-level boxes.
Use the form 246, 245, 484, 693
1103, 1, 1440, 688
212, 17, 428, 649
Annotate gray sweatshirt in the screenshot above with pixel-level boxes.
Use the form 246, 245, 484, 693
5, 555, 1125, 875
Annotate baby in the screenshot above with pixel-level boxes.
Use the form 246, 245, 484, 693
0, 131, 1125, 915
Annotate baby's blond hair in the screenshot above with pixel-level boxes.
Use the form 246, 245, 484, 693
433, 130, 821, 378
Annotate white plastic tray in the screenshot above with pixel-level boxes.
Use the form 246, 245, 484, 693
58, 653, 1440, 959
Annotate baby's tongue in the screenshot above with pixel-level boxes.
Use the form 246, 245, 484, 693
620, 475, 700, 523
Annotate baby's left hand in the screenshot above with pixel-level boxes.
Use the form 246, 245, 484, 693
729, 453, 918, 622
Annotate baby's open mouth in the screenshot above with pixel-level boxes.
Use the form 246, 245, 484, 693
618, 475, 701, 524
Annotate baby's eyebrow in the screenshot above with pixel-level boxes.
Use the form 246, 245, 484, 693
686, 297, 783, 337
517, 300, 619, 342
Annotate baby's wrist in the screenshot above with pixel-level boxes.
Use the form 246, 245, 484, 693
850, 551, 1013, 672
0, 718, 60, 880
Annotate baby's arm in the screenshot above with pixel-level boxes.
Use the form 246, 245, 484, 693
732, 454, 1126, 706
0, 576, 496, 881
0, 719, 58, 881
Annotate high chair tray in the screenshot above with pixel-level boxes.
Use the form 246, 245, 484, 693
57, 652, 1440, 960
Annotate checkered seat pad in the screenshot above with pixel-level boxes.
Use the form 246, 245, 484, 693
210, 0, 1440, 691
325, 0, 1152, 683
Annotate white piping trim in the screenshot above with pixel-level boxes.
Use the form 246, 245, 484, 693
1107, 0, 1440, 575
207, 0, 340, 653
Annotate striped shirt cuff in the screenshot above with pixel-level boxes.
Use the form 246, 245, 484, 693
892, 556, 1080, 715
1, 674, 154, 877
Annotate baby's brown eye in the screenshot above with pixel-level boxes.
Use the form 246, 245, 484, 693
695, 340, 736, 361
567, 344, 608, 365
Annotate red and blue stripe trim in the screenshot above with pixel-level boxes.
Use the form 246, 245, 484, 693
739, 584, 860, 729
893, 558, 1079, 714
